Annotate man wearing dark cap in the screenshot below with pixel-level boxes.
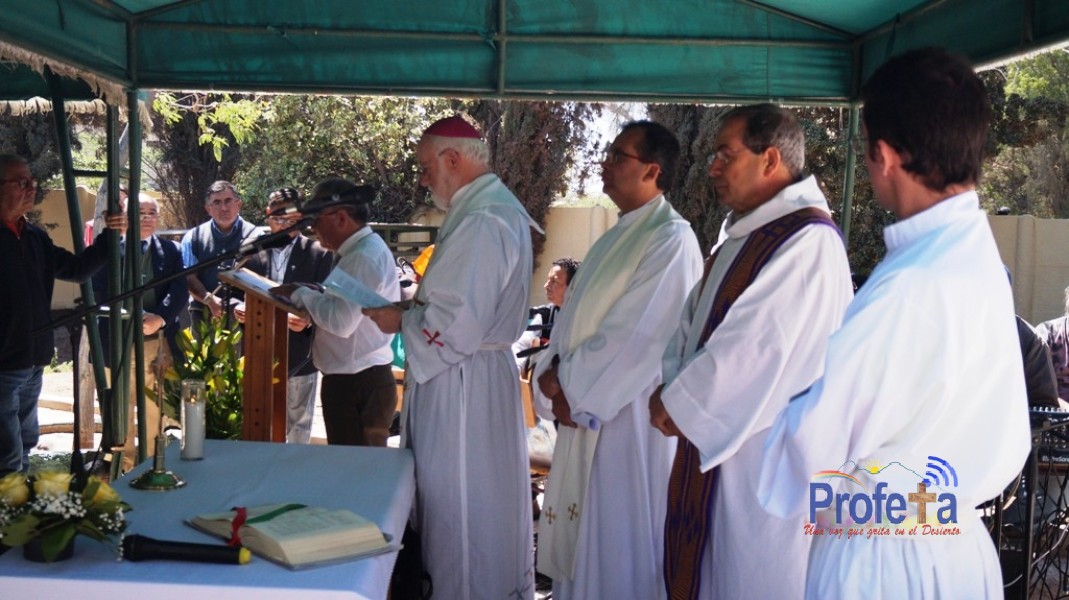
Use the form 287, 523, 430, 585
236, 188, 333, 443
364, 115, 539, 599
273, 178, 399, 447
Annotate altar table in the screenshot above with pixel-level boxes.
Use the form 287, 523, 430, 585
0, 439, 416, 599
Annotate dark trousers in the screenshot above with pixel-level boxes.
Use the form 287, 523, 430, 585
320, 364, 397, 447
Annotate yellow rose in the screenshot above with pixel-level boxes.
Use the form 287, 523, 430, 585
33, 471, 73, 498
85, 477, 120, 505
0, 472, 29, 507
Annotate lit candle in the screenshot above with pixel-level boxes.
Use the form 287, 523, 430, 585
180, 380, 207, 460
181, 400, 205, 460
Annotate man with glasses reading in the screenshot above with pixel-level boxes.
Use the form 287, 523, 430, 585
181, 180, 261, 332
649, 104, 853, 599
236, 188, 332, 444
273, 179, 399, 447
93, 193, 188, 467
532, 121, 702, 599
0, 153, 126, 475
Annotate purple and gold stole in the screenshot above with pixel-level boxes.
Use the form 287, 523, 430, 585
663, 207, 840, 600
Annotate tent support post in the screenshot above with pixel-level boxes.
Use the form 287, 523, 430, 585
839, 104, 860, 247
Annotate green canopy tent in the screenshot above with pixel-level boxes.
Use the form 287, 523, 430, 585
2, 0, 1069, 474
3, 0, 1069, 102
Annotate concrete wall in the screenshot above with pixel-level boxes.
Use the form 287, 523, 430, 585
533, 210, 1069, 327
38, 187, 95, 311
530, 206, 618, 305
990, 215, 1069, 326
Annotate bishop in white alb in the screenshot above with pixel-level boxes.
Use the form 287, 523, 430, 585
402, 173, 538, 600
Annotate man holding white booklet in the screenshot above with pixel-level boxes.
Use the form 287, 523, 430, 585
273, 178, 400, 447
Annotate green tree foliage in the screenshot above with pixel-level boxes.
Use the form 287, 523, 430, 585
469, 100, 602, 262
163, 317, 245, 440
233, 95, 458, 222
230, 96, 600, 264
980, 55, 1069, 218
150, 93, 250, 228
0, 111, 76, 220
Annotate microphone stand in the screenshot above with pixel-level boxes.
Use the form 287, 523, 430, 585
34, 218, 313, 336
32, 218, 311, 476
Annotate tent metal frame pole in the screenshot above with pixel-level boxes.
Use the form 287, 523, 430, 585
135, 21, 849, 51
127, 89, 148, 464
135, 81, 856, 107
496, 0, 507, 97
840, 104, 860, 246
104, 104, 130, 481
44, 66, 111, 464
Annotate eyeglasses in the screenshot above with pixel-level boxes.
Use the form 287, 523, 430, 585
601, 147, 647, 164
311, 208, 344, 225
707, 149, 735, 168
1, 178, 36, 190
207, 196, 239, 208
139, 212, 159, 220
850, 136, 870, 159
707, 144, 769, 168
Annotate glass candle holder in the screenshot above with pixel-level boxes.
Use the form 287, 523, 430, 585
180, 380, 207, 460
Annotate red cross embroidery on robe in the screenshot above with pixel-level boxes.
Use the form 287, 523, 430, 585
422, 328, 444, 347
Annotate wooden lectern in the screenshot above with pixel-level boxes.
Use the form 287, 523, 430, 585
219, 269, 307, 442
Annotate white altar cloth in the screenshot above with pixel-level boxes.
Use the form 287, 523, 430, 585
0, 440, 415, 600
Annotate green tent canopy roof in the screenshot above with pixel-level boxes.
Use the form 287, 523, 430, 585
1, 0, 1069, 104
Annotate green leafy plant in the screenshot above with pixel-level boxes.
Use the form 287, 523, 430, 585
0, 471, 130, 561
162, 316, 245, 440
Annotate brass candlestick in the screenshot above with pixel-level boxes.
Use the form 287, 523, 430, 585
130, 346, 185, 491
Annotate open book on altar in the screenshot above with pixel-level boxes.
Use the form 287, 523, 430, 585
188, 503, 394, 569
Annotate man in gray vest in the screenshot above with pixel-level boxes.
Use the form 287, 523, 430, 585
180, 180, 260, 332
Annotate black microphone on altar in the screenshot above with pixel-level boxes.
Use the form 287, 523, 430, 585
122, 534, 251, 565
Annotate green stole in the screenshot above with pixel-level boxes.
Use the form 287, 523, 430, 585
663, 207, 839, 600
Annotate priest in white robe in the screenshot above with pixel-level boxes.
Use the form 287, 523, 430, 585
758, 48, 1030, 599
364, 115, 539, 600
650, 104, 853, 600
534, 121, 702, 600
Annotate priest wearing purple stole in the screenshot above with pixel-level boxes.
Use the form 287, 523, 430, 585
650, 104, 853, 599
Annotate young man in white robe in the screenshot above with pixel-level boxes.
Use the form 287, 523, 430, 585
534, 121, 702, 600
758, 47, 1031, 599
649, 104, 853, 599
363, 115, 539, 600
